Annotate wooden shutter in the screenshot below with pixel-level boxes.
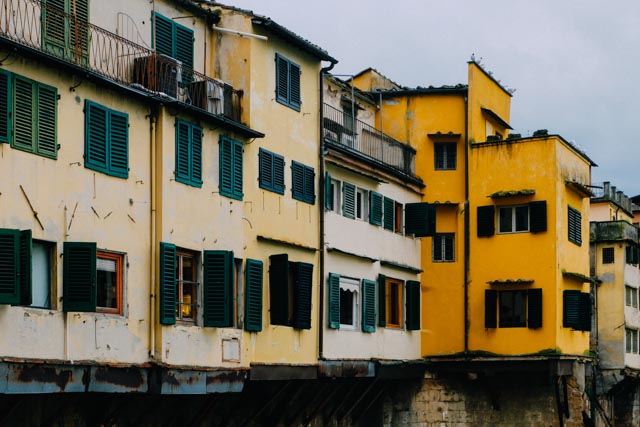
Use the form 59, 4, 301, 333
342, 182, 356, 218
273, 153, 285, 194
109, 110, 129, 178
405, 280, 421, 331
377, 274, 386, 327
289, 62, 301, 110
159, 242, 177, 325
527, 288, 542, 329
579, 292, 591, 332
433, 234, 443, 261
37, 83, 57, 158
203, 250, 233, 328
327, 273, 340, 329
0, 69, 10, 143
269, 254, 289, 325
19, 230, 32, 306
0, 229, 20, 305
485, 290, 497, 328
259, 149, 273, 190
153, 13, 174, 58
383, 197, 395, 231
325, 171, 333, 210
563, 290, 581, 329
244, 259, 263, 332
291, 161, 304, 201
361, 279, 376, 332
293, 262, 313, 329
405, 203, 436, 237
219, 136, 234, 196
477, 205, 495, 237
42, 0, 66, 54
275, 54, 289, 104
13, 76, 34, 152
444, 235, 454, 261
175, 120, 191, 183
85, 101, 108, 172
303, 166, 315, 204
568, 207, 582, 245
63, 242, 96, 312
175, 23, 194, 73
189, 125, 202, 186
232, 139, 243, 199
369, 191, 383, 226
529, 201, 547, 233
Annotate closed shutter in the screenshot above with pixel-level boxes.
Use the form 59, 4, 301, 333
405, 203, 436, 237
325, 171, 333, 210
273, 154, 285, 194
303, 166, 315, 204
369, 191, 383, 226
0, 69, 10, 143
203, 250, 233, 328
568, 207, 582, 245
42, 0, 66, 53
579, 292, 591, 332
153, 13, 174, 58
175, 120, 191, 183
485, 290, 497, 328
563, 290, 581, 329
63, 242, 96, 312
405, 280, 421, 331
190, 125, 203, 186
342, 182, 356, 218
244, 259, 263, 332
259, 149, 273, 190
19, 230, 32, 306
361, 279, 376, 333
85, 101, 108, 172
289, 62, 301, 110
529, 201, 547, 233
269, 254, 289, 325
35, 84, 56, 157
109, 110, 129, 178
527, 288, 542, 329
291, 161, 304, 201
293, 262, 313, 329
477, 205, 495, 237
0, 229, 20, 305
159, 242, 177, 325
219, 136, 233, 196
232, 139, 243, 199
377, 274, 386, 327
275, 54, 289, 104
13, 77, 34, 152
175, 24, 194, 81
327, 273, 340, 329
433, 234, 443, 261
383, 197, 395, 231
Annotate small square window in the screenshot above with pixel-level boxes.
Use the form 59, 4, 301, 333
433, 233, 455, 262
498, 205, 529, 233
434, 143, 456, 170
499, 290, 527, 328
96, 251, 124, 314
602, 247, 615, 264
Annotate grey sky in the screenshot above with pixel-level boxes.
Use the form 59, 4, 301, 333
230, 0, 640, 196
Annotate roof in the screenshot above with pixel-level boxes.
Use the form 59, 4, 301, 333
468, 60, 514, 98
481, 108, 513, 130
325, 74, 378, 106
373, 84, 468, 98
352, 68, 404, 90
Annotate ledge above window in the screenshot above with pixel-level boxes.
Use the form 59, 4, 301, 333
565, 180, 595, 198
562, 271, 600, 285
487, 279, 534, 286
489, 189, 535, 198
428, 131, 462, 140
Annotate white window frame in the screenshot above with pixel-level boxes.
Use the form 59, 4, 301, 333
356, 187, 369, 221
626, 285, 639, 309
339, 277, 360, 331
31, 240, 54, 309
498, 205, 529, 234
330, 179, 341, 214
626, 328, 639, 354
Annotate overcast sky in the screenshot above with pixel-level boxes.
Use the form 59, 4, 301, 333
230, 0, 640, 196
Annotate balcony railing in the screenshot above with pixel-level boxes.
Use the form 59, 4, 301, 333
0, 0, 241, 122
590, 221, 638, 243
323, 103, 416, 179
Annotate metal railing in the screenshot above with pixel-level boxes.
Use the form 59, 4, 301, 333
0, 0, 242, 122
323, 103, 416, 178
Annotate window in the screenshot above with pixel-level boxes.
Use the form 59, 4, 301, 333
602, 247, 615, 264
484, 289, 542, 329
342, 103, 355, 134
342, 182, 355, 218
626, 246, 639, 265
328, 274, 376, 332
244, 258, 264, 332
568, 206, 582, 246
499, 205, 529, 233
329, 179, 340, 213
219, 136, 243, 200
626, 328, 639, 354
176, 249, 198, 322
85, 100, 129, 178
275, 53, 301, 111
339, 277, 359, 330
383, 197, 395, 231
269, 254, 312, 329
405, 203, 437, 237
357, 188, 369, 221
175, 119, 203, 187
626, 286, 638, 309
96, 252, 123, 314
433, 233, 455, 262
479, 201, 547, 236
42, 0, 89, 63
258, 148, 285, 194
499, 290, 527, 327
394, 202, 403, 234
434, 143, 456, 170
376, 276, 420, 330
233, 258, 243, 329
385, 278, 403, 328
31, 240, 53, 308
562, 290, 590, 331
153, 12, 194, 71
291, 161, 315, 204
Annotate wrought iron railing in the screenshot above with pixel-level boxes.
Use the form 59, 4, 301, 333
0, 0, 242, 122
323, 103, 416, 178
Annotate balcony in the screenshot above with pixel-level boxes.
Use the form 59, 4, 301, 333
590, 221, 638, 243
323, 103, 418, 182
0, 0, 242, 122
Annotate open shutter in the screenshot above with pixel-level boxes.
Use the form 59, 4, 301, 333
579, 292, 591, 332
405, 203, 436, 237
325, 171, 333, 210
153, 13, 174, 58
563, 290, 581, 329
85, 101, 108, 172
327, 273, 340, 329
289, 62, 301, 110
159, 242, 177, 325
369, 191, 383, 226
109, 110, 129, 178
244, 259, 263, 332
69, 0, 89, 61
405, 280, 421, 331
232, 139, 243, 199
291, 161, 304, 201
63, 242, 96, 312
190, 125, 203, 186
36, 83, 57, 158
377, 274, 386, 327
477, 205, 495, 237
527, 288, 542, 329
19, 230, 32, 306
269, 254, 289, 325
219, 136, 233, 195
361, 279, 376, 333
275, 54, 289, 104
0, 68, 12, 143
529, 201, 547, 233
175, 23, 194, 78
485, 290, 497, 328
342, 182, 356, 219
13, 76, 34, 152
0, 229, 20, 305
259, 149, 273, 190
175, 120, 191, 183
383, 197, 395, 230
203, 250, 233, 328
293, 262, 313, 329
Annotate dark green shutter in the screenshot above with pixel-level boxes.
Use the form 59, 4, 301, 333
377, 274, 386, 327
293, 262, 313, 329
568, 207, 582, 246
405, 203, 436, 237
19, 230, 32, 306
13, 76, 34, 152
303, 166, 315, 204
383, 197, 395, 230
37, 82, 57, 157
245, 259, 263, 332
626, 247, 633, 264
191, 125, 203, 186
0, 69, 11, 143
85, 100, 108, 172
269, 254, 289, 325
159, 242, 177, 325
259, 149, 273, 190
273, 154, 285, 194
405, 280, 421, 331
325, 171, 333, 210
289, 62, 301, 110
477, 205, 495, 237
328, 273, 340, 329
529, 201, 547, 233
362, 279, 376, 333
220, 137, 242, 199
175, 23, 194, 81
153, 13, 174, 58
527, 288, 542, 329
579, 292, 591, 332
203, 250, 233, 328
69, 0, 89, 62
0, 229, 20, 305
63, 242, 96, 312
232, 139, 243, 199
342, 182, 356, 218
485, 290, 497, 328
176, 120, 190, 183
291, 161, 304, 201
275, 54, 289, 104
563, 290, 581, 329
370, 191, 383, 226
109, 110, 129, 178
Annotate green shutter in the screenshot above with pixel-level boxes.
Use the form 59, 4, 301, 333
70, 0, 89, 61
527, 288, 542, 329
291, 161, 305, 201
405, 280, 421, 331
175, 23, 194, 74
19, 230, 32, 306
342, 182, 356, 218
325, 171, 333, 210
0, 229, 20, 305
405, 203, 436, 237
477, 205, 495, 237
529, 201, 547, 233
175, 119, 191, 184
369, 191, 383, 226
153, 13, 174, 58
259, 149, 273, 191
203, 250, 233, 328
37, 83, 57, 157
485, 290, 497, 328
579, 292, 591, 332
303, 166, 315, 204
273, 153, 285, 194
159, 242, 177, 325
269, 254, 289, 325
328, 273, 340, 329
244, 259, 263, 332
219, 137, 234, 198
275, 54, 289, 104
377, 274, 386, 327
232, 139, 243, 199
361, 279, 376, 333
293, 262, 313, 329
191, 125, 203, 186
383, 197, 395, 231
289, 62, 301, 110
63, 242, 96, 312
13, 76, 34, 152
42, 0, 66, 56
0, 69, 12, 143
85, 100, 108, 173
563, 290, 581, 329
108, 110, 129, 178
568, 206, 582, 246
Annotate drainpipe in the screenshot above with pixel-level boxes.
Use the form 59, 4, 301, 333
463, 94, 470, 354
318, 60, 336, 360
148, 110, 157, 359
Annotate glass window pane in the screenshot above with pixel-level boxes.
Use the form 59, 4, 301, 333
515, 206, 529, 231
31, 242, 51, 308
97, 257, 117, 309
499, 208, 512, 232
340, 288, 354, 326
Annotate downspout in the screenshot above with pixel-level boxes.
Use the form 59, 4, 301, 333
148, 110, 157, 359
318, 60, 336, 360
463, 93, 470, 355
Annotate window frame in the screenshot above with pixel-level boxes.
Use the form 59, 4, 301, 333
434, 142, 456, 170
42, 0, 89, 64
498, 290, 527, 328
96, 250, 124, 315
30, 239, 54, 309
268, 254, 313, 329
356, 188, 369, 221
498, 205, 530, 234
275, 53, 301, 111
626, 328, 639, 354
385, 277, 404, 329
433, 233, 455, 262
626, 285, 638, 309
176, 249, 199, 323
338, 276, 360, 331
602, 247, 615, 264
394, 201, 403, 234
330, 179, 341, 214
